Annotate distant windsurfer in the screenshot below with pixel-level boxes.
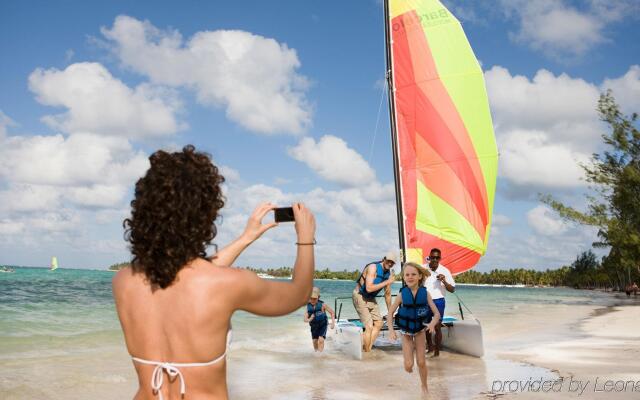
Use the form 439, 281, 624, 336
420, 248, 455, 357
352, 252, 396, 352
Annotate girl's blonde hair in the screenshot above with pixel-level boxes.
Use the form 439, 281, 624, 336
402, 262, 427, 287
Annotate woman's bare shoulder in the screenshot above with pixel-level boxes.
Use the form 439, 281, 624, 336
190, 259, 256, 286
112, 265, 135, 289
111, 266, 144, 304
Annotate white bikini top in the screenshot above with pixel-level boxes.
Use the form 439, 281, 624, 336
131, 329, 232, 400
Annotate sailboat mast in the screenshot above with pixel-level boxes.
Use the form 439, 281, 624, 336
383, 0, 407, 263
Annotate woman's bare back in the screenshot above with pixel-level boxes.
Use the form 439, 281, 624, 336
113, 259, 238, 400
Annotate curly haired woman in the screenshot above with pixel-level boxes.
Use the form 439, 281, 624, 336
112, 145, 316, 400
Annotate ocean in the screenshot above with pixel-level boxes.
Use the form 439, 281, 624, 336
0, 267, 620, 399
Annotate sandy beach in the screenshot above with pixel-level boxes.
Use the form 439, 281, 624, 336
498, 301, 640, 400
2, 271, 639, 400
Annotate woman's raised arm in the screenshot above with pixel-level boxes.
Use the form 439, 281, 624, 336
232, 203, 316, 316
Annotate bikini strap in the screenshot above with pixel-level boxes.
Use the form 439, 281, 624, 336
130, 329, 232, 400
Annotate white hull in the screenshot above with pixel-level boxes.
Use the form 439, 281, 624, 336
334, 317, 484, 359
441, 319, 484, 357
334, 320, 362, 360
367, 318, 484, 358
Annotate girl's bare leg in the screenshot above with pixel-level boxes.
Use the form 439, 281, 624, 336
313, 338, 318, 351
414, 330, 428, 394
402, 334, 415, 373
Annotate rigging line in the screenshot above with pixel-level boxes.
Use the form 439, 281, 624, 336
452, 291, 476, 318
368, 77, 388, 164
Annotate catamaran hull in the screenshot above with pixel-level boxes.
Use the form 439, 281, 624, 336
334, 320, 363, 360
375, 318, 484, 358
441, 319, 484, 357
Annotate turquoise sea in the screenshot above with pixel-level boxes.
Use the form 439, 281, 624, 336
0, 267, 622, 399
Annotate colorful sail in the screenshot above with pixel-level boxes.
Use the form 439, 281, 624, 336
50, 256, 58, 271
386, 0, 498, 275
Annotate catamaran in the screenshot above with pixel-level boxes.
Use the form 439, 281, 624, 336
334, 0, 498, 360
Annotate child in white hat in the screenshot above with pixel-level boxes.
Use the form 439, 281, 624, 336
303, 286, 335, 352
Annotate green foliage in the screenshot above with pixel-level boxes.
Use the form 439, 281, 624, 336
247, 266, 293, 277
542, 91, 640, 289
108, 262, 130, 271
456, 252, 613, 289
571, 250, 599, 273
246, 266, 402, 281
456, 267, 571, 287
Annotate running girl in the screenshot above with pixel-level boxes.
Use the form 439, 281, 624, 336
388, 262, 440, 395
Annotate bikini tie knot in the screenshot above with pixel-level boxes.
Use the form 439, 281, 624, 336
150, 363, 186, 400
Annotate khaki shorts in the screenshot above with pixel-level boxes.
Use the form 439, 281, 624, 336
352, 289, 382, 327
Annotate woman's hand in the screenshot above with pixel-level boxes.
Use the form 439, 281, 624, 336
426, 320, 438, 333
240, 203, 278, 244
292, 203, 316, 243
389, 329, 397, 341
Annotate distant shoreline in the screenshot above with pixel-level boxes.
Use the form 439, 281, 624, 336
0, 265, 629, 294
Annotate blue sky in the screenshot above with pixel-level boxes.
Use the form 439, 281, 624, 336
1, 0, 639, 271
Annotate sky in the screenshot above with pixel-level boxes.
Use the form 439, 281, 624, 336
1, 0, 639, 271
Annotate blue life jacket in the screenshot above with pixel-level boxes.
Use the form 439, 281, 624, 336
358, 262, 390, 299
307, 300, 327, 326
394, 286, 429, 334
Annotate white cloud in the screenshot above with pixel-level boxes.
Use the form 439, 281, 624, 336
602, 65, 640, 114
478, 220, 598, 270
95, 208, 129, 225
66, 184, 128, 208
485, 65, 640, 197
492, 214, 512, 226
0, 133, 148, 189
101, 15, 312, 135
212, 151, 396, 269
499, 130, 589, 189
0, 220, 25, 235
219, 165, 241, 184
0, 110, 16, 138
484, 66, 609, 197
288, 135, 376, 187
0, 130, 148, 246
588, 0, 640, 23
0, 184, 62, 213
28, 62, 184, 138
527, 205, 570, 236
485, 66, 601, 150
500, 0, 639, 60
21, 211, 83, 234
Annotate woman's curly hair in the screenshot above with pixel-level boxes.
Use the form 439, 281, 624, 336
123, 145, 225, 289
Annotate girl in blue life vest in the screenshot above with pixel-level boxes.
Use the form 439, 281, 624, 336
303, 287, 336, 352
388, 262, 440, 395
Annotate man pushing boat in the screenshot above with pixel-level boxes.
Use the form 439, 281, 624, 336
352, 252, 397, 352
420, 248, 456, 357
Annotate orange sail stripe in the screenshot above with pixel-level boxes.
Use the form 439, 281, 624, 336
400, 10, 487, 213
414, 133, 486, 239
399, 10, 488, 212
408, 230, 482, 275
392, 12, 488, 225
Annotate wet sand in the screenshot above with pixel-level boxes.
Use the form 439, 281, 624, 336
499, 301, 640, 400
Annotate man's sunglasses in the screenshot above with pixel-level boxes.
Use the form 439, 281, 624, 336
427, 256, 441, 260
